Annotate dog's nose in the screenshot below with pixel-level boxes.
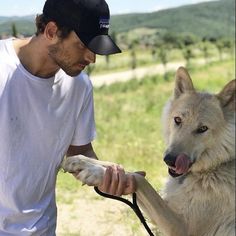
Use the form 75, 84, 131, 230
164, 154, 176, 167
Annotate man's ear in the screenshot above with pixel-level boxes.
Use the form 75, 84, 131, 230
174, 67, 195, 99
44, 21, 59, 41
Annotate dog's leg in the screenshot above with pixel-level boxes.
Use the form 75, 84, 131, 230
134, 174, 188, 236
61, 155, 114, 186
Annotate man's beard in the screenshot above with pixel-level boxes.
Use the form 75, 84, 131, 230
48, 43, 83, 77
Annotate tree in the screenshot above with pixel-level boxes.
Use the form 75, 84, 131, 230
204, 38, 234, 62
11, 23, 18, 38
129, 40, 139, 72
162, 32, 182, 49
200, 39, 211, 64
152, 37, 172, 80
182, 46, 194, 69
159, 46, 168, 80
214, 39, 225, 61
130, 48, 137, 70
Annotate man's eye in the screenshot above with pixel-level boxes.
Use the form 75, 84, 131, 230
174, 117, 182, 126
196, 126, 208, 133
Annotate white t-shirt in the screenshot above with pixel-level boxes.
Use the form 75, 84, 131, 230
0, 38, 96, 235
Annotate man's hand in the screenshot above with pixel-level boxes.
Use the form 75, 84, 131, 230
98, 166, 146, 196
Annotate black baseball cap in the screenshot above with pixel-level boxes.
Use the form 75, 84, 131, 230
43, 0, 121, 55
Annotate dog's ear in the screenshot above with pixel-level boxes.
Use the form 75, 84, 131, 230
174, 67, 195, 99
216, 79, 236, 113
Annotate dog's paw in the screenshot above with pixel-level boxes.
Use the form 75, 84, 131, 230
61, 155, 85, 173
62, 155, 106, 186
76, 166, 105, 186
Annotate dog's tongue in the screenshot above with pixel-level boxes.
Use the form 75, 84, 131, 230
175, 154, 191, 174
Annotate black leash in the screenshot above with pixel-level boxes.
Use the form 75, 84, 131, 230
94, 187, 154, 236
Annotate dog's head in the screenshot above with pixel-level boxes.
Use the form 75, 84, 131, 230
162, 67, 235, 178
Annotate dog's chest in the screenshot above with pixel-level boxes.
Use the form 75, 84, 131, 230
163, 173, 234, 235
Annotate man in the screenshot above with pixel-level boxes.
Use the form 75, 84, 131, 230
0, 0, 138, 234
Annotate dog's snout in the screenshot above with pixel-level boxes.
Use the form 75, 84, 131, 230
164, 154, 176, 167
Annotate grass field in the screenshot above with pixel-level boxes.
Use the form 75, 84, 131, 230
86, 44, 232, 75
56, 59, 234, 235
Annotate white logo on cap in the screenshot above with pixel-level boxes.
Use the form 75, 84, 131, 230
99, 18, 109, 29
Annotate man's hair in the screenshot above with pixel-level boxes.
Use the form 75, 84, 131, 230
35, 14, 71, 38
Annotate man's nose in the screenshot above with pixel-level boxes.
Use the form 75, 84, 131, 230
85, 49, 96, 64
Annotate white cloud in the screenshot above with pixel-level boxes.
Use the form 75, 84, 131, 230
152, 4, 169, 12
152, 0, 217, 13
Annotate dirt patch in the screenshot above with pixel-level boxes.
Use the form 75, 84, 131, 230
56, 187, 157, 236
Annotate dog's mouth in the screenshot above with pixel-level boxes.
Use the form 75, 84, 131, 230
168, 167, 184, 178
164, 153, 192, 178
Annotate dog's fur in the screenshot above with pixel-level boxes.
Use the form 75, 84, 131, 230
62, 67, 235, 236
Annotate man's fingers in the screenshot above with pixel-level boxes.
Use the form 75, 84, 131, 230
98, 165, 127, 196
103, 166, 112, 192
115, 166, 126, 196
123, 174, 136, 195
109, 165, 119, 195
97, 167, 145, 196
98, 166, 112, 193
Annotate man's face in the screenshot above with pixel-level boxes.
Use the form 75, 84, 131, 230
48, 31, 96, 76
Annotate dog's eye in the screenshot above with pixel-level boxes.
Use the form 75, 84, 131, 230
174, 117, 182, 126
197, 126, 208, 133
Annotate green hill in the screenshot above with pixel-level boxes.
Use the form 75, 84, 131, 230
0, 0, 234, 39
110, 0, 235, 39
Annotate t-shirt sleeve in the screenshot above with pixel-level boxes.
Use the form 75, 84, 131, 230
70, 87, 96, 146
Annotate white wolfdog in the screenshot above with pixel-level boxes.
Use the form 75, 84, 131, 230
62, 67, 235, 236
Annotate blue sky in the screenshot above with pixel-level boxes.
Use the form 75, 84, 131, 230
0, 0, 216, 16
